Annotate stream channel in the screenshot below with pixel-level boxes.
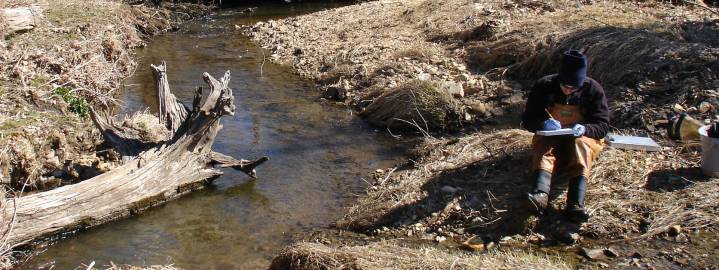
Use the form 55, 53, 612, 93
27, 2, 406, 269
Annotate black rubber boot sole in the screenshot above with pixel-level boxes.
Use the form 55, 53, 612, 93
564, 207, 589, 223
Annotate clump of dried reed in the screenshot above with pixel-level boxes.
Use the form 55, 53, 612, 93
359, 80, 463, 134
270, 241, 572, 270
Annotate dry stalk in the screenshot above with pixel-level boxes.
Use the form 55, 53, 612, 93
681, 0, 719, 16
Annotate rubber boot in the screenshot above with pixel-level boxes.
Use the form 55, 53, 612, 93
565, 176, 589, 223
525, 170, 552, 213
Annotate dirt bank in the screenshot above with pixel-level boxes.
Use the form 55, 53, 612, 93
0, 0, 209, 191
247, 0, 719, 268
0, 0, 210, 267
248, 0, 719, 133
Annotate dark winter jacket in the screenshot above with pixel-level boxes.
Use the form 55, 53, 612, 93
521, 74, 610, 139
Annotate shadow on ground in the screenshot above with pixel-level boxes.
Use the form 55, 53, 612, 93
645, 166, 711, 192
348, 142, 585, 244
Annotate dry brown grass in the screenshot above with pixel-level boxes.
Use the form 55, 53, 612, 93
338, 129, 719, 241
467, 1, 695, 69
0, 0, 208, 192
359, 80, 464, 133
587, 146, 718, 238
463, 1, 719, 129
0, 12, 7, 38
94, 263, 180, 270
0, 1, 208, 267
251, 0, 719, 268
271, 241, 572, 270
337, 129, 535, 231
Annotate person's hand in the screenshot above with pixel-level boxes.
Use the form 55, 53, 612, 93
572, 124, 586, 137
541, 119, 561, 131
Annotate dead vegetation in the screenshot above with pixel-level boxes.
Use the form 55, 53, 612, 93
0, 0, 209, 192
359, 80, 464, 133
331, 130, 718, 268
0, 0, 211, 267
339, 130, 718, 240
248, 1, 719, 267
0, 12, 7, 37
270, 241, 572, 270
249, 0, 719, 134
85, 262, 180, 270
462, 1, 719, 130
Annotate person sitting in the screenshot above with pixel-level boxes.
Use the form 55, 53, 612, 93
520, 50, 610, 223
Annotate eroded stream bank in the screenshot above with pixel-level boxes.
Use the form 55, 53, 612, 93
24, 2, 407, 269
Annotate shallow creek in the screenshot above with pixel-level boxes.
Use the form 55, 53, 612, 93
26, 3, 406, 269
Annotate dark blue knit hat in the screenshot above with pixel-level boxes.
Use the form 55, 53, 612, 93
558, 50, 588, 88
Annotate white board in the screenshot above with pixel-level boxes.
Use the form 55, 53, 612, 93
536, 128, 574, 136
607, 134, 661, 151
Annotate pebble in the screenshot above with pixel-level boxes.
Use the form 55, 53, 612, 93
604, 248, 619, 257
440, 81, 464, 98
581, 248, 607, 260
675, 233, 689, 243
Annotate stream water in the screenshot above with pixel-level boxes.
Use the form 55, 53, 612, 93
26, 3, 406, 269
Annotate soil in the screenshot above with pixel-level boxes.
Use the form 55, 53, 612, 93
246, 0, 719, 269
0, 0, 210, 267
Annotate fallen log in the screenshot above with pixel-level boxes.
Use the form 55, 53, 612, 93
1, 6, 43, 37
0, 63, 268, 250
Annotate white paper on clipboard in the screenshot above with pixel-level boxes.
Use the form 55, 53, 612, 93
536, 128, 574, 136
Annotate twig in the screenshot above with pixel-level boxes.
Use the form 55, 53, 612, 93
449, 258, 459, 270
259, 49, 267, 77
379, 167, 397, 186
407, 89, 429, 132
681, 0, 719, 16
394, 118, 431, 138
478, 142, 495, 159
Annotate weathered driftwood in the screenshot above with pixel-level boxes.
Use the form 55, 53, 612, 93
1, 6, 43, 36
0, 64, 268, 249
153, 63, 188, 136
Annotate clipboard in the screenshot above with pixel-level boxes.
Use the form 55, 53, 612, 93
607, 134, 661, 151
536, 128, 574, 136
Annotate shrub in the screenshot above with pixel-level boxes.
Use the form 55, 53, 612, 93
54, 87, 90, 118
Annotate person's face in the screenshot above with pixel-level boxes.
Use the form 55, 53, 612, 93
560, 83, 577, 95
